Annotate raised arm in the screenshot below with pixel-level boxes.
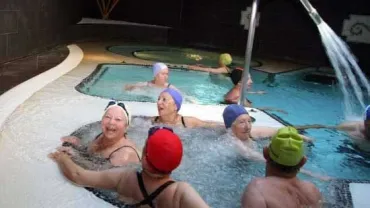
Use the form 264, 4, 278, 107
251, 127, 313, 142
124, 82, 148, 91
336, 121, 359, 131
187, 65, 227, 74
49, 151, 126, 190
186, 116, 223, 128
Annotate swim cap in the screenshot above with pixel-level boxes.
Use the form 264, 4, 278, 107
219, 53, 233, 66
146, 129, 183, 173
223, 104, 248, 128
104, 100, 131, 126
153, 62, 168, 77
364, 105, 370, 120
162, 88, 183, 111
230, 68, 243, 85
268, 126, 304, 167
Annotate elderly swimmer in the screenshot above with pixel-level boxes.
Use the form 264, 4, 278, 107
295, 105, 370, 152
222, 105, 331, 181
241, 126, 323, 208
60, 101, 141, 167
125, 62, 180, 91
49, 127, 210, 208
223, 104, 313, 145
188, 53, 265, 105
152, 88, 221, 128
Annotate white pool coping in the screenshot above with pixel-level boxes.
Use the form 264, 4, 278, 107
0, 45, 84, 128
0, 43, 314, 208
349, 183, 370, 208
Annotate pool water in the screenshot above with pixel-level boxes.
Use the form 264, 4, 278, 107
70, 118, 336, 208
77, 64, 233, 104
76, 64, 370, 201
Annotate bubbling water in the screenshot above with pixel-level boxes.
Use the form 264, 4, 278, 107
67, 116, 343, 207
67, 116, 265, 207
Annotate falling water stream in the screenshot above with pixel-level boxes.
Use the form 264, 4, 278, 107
299, 0, 370, 119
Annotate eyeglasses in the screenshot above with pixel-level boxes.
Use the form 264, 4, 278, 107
105, 100, 130, 125
148, 126, 173, 137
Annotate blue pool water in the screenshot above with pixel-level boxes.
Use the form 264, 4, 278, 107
76, 64, 370, 205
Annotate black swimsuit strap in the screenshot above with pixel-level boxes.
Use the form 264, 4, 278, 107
154, 116, 186, 128
181, 116, 187, 128
132, 172, 175, 208
136, 172, 152, 207
107, 145, 141, 161
94, 133, 103, 141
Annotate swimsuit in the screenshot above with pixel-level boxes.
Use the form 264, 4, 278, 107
153, 116, 187, 128
94, 133, 141, 163
127, 172, 175, 208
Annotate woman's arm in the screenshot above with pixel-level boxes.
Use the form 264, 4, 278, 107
48, 151, 127, 189
124, 82, 148, 91
188, 65, 227, 74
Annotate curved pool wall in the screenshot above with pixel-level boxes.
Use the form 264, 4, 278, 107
0, 45, 83, 127
0, 43, 284, 207
107, 45, 263, 68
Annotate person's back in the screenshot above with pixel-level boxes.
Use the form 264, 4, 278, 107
115, 170, 207, 208
243, 176, 321, 208
241, 126, 323, 208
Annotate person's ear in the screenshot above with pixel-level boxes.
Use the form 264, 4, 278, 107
263, 147, 269, 160
298, 156, 307, 168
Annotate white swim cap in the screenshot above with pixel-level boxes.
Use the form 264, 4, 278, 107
104, 101, 131, 126
153, 62, 168, 77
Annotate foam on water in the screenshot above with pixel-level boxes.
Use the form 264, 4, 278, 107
64, 116, 339, 207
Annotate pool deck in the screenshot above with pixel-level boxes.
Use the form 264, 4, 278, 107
80, 40, 311, 74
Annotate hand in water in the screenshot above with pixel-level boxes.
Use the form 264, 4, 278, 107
56, 146, 77, 157
48, 151, 69, 162
60, 136, 80, 146
124, 85, 135, 91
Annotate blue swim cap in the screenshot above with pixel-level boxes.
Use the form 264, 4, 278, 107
364, 105, 370, 120
223, 104, 248, 128
162, 88, 183, 111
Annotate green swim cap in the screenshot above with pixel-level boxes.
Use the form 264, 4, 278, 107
219, 53, 232, 66
268, 126, 304, 167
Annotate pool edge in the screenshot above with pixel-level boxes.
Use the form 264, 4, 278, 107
0, 44, 84, 128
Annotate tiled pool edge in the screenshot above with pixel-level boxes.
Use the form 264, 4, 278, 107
0, 44, 84, 128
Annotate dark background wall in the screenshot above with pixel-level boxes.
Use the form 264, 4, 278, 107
1, 0, 370, 71
89, 0, 370, 70
0, 0, 84, 64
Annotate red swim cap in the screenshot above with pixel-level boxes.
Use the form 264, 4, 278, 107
146, 129, 183, 174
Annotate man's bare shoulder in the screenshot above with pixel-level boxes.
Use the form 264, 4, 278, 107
247, 177, 270, 190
